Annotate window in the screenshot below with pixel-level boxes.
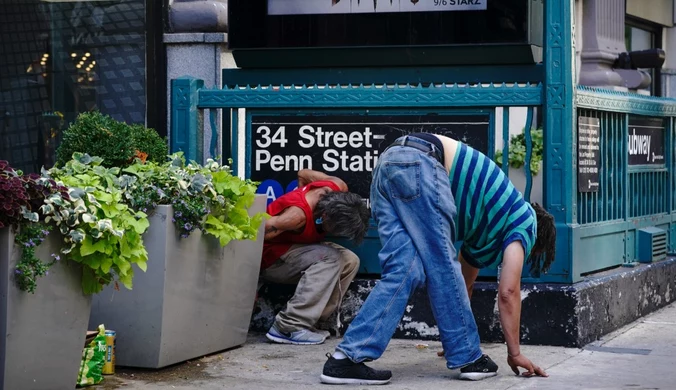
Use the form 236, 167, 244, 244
625, 17, 663, 96
0, 0, 166, 174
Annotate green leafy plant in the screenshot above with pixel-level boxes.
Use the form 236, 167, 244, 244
1, 160, 70, 293
495, 128, 544, 175
43, 153, 150, 294
55, 111, 168, 168
122, 153, 265, 246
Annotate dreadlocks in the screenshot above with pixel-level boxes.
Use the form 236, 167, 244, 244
528, 202, 557, 273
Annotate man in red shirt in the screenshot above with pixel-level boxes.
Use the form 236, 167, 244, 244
261, 169, 370, 345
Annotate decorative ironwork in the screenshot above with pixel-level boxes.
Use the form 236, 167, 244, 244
576, 86, 676, 116
197, 83, 543, 109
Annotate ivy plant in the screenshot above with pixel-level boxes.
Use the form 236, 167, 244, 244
43, 153, 150, 294
495, 128, 544, 175
122, 153, 265, 247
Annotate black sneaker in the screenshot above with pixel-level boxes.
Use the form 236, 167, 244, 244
458, 354, 499, 381
320, 354, 392, 385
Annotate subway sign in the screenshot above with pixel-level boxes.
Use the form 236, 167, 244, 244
628, 116, 665, 166
250, 113, 490, 206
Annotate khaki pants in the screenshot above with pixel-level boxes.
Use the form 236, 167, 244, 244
260, 242, 359, 333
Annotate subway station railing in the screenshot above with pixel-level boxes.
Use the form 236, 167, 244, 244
170, 77, 676, 284
574, 87, 676, 274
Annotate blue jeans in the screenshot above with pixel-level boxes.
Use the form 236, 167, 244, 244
336, 144, 483, 369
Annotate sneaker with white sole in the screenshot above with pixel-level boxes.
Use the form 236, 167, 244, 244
312, 329, 331, 339
266, 324, 327, 345
320, 353, 392, 385
458, 354, 499, 381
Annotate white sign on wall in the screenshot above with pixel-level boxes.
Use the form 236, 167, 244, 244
267, 0, 487, 15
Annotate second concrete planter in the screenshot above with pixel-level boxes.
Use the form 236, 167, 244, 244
0, 228, 91, 390
89, 195, 266, 369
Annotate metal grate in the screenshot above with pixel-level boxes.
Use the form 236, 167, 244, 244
638, 227, 668, 263
653, 232, 668, 261
629, 170, 669, 218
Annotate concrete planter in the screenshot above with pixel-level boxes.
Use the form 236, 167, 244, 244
89, 195, 266, 369
0, 228, 91, 390
508, 163, 543, 205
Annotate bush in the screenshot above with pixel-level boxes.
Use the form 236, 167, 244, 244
55, 112, 168, 168
494, 128, 543, 175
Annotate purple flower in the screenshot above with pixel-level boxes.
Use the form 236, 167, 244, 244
184, 223, 192, 231
24, 243, 30, 247
51, 253, 60, 261
14, 269, 21, 274
175, 212, 182, 218
181, 234, 189, 239
28, 240, 35, 247
142, 208, 147, 213
41, 230, 49, 236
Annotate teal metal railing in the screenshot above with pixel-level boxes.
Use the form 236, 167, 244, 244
575, 87, 676, 269
168, 1, 676, 283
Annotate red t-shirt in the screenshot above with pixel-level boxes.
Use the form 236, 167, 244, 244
261, 180, 342, 270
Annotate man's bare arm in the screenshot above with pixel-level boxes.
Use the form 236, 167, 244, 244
497, 249, 523, 358
298, 169, 348, 192
264, 206, 306, 241
498, 242, 548, 377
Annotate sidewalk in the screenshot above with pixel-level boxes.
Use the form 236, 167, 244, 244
99, 301, 676, 389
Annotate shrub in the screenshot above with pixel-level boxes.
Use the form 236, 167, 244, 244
55, 111, 168, 168
494, 128, 543, 175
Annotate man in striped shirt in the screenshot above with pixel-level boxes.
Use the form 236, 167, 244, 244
321, 133, 556, 385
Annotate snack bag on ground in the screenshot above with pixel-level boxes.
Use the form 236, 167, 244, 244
76, 324, 106, 387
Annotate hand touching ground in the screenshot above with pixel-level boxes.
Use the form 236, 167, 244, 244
507, 353, 548, 377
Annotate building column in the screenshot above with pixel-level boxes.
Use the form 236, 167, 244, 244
165, 0, 231, 163
169, 0, 228, 33
578, 0, 626, 88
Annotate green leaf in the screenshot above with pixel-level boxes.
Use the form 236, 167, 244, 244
22, 210, 39, 223
81, 268, 103, 295
100, 256, 113, 273
119, 238, 132, 258
96, 192, 114, 203
70, 229, 86, 243
127, 215, 150, 234
135, 259, 147, 272
113, 254, 131, 276
82, 213, 97, 223
69, 187, 86, 199
80, 236, 109, 256
118, 272, 133, 290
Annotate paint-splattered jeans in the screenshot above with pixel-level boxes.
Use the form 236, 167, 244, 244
261, 242, 359, 333
336, 144, 483, 369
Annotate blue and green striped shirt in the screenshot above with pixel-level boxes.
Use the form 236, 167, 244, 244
449, 143, 537, 269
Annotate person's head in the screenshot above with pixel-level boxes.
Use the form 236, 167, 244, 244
528, 202, 557, 273
314, 191, 370, 244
